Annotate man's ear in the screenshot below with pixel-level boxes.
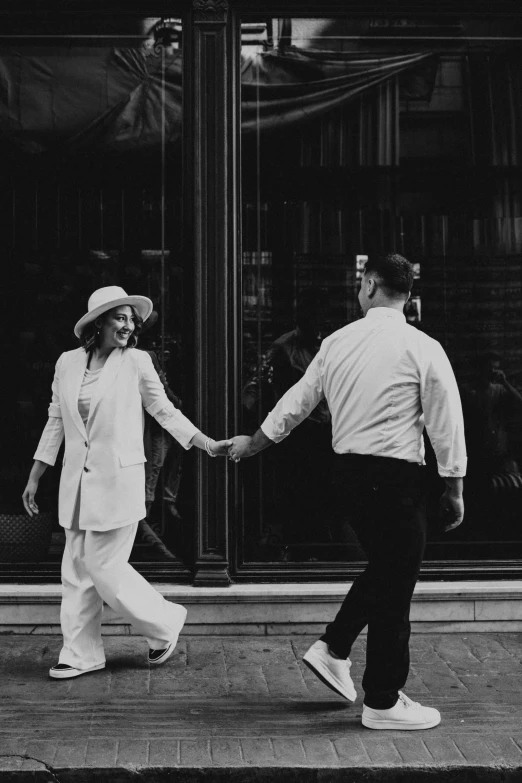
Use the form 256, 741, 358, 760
367, 277, 377, 299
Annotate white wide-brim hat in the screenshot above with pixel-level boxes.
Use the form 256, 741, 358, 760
74, 286, 153, 338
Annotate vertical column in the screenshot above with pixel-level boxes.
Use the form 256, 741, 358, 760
187, 0, 236, 585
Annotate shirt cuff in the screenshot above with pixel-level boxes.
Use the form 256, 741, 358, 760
260, 417, 290, 444
437, 459, 467, 478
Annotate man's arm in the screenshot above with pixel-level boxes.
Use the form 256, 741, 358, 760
421, 343, 466, 532
229, 350, 325, 460
439, 476, 464, 531
228, 429, 273, 461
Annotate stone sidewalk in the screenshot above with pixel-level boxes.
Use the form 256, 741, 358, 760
1, 632, 522, 781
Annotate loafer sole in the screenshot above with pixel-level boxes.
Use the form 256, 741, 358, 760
303, 652, 356, 702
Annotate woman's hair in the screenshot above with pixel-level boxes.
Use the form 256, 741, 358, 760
79, 305, 144, 352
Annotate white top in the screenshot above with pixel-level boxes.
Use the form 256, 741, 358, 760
78, 367, 102, 423
260, 308, 467, 478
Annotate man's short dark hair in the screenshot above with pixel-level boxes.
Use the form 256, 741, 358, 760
364, 253, 414, 296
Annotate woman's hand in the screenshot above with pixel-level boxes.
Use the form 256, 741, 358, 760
22, 478, 40, 517
209, 439, 233, 456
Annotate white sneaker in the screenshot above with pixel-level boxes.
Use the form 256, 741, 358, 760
302, 640, 356, 702
362, 691, 441, 730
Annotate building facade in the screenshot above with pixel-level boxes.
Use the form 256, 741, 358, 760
1, 0, 521, 586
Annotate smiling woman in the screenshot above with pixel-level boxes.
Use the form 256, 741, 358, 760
20, 284, 232, 680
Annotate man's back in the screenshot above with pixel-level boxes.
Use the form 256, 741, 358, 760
263, 307, 466, 477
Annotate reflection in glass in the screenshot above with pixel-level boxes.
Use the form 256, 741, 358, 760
240, 16, 522, 565
0, 18, 188, 572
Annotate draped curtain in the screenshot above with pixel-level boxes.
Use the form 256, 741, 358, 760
0, 46, 434, 154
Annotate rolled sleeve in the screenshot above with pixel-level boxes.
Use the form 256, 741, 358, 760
138, 351, 200, 450
421, 343, 467, 478
260, 353, 325, 443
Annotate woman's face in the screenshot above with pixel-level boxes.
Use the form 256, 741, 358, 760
97, 306, 136, 350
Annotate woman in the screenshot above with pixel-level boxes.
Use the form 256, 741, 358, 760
22, 286, 231, 679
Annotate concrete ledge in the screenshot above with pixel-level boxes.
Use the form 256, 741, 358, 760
1, 581, 522, 633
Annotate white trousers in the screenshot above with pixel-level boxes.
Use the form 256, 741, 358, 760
59, 515, 186, 670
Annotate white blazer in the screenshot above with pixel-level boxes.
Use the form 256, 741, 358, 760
34, 347, 200, 531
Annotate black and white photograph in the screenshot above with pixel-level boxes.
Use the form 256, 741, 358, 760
1, 2, 522, 779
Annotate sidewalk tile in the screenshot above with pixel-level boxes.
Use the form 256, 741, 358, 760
423, 736, 467, 763
392, 737, 433, 764
485, 737, 522, 763
180, 739, 213, 766
116, 739, 149, 766
209, 738, 244, 766
52, 740, 89, 768
148, 739, 180, 766
333, 736, 371, 764
20, 740, 57, 769
84, 739, 118, 767
362, 736, 403, 764
240, 738, 277, 765
271, 738, 306, 765
454, 737, 497, 764
302, 738, 339, 766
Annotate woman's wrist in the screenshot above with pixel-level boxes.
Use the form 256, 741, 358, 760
205, 437, 217, 457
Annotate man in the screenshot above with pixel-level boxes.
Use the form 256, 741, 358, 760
229, 253, 466, 730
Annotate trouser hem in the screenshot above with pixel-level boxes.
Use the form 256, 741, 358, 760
363, 693, 400, 710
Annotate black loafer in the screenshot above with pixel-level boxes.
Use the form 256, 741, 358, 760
49, 662, 105, 679
148, 642, 176, 666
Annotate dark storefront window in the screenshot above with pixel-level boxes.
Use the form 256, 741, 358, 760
238, 16, 522, 575
0, 16, 193, 580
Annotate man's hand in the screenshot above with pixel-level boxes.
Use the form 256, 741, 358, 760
439, 489, 464, 532
228, 436, 253, 462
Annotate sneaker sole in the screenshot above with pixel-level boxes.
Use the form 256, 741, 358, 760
302, 653, 357, 702
362, 715, 441, 731
149, 606, 187, 666
49, 663, 105, 679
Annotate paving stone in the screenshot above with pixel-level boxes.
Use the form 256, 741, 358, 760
363, 736, 403, 764
423, 736, 466, 764
333, 736, 371, 765
485, 736, 522, 763
84, 739, 119, 767
148, 739, 180, 766
180, 739, 213, 766
271, 738, 306, 765
52, 740, 89, 768
1, 632, 522, 779
116, 739, 150, 766
209, 738, 244, 766
392, 737, 433, 764
302, 737, 339, 766
20, 741, 57, 769
454, 737, 497, 764
240, 738, 277, 766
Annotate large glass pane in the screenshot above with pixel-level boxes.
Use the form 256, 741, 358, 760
239, 17, 522, 568
0, 16, 191, 577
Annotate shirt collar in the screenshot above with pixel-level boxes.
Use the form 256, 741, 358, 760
365, 307, 406, 322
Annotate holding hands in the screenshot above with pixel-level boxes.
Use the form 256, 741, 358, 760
228, 436, 254, 462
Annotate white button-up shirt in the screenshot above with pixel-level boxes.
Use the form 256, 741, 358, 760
261, 308, 467, 477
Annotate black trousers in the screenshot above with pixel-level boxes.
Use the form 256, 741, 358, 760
321, 454, 427, 710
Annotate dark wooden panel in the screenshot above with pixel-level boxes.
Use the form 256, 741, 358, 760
187, 0, 236, 586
